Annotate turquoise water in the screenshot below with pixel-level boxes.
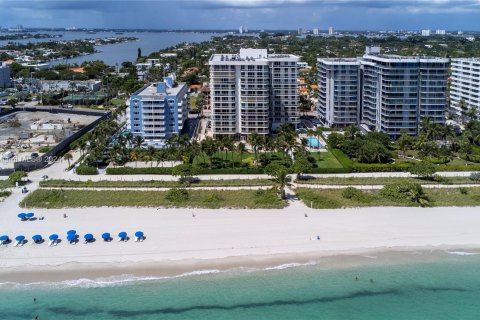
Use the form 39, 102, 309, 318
1, 251, 480, 319
307, 137, 323, 148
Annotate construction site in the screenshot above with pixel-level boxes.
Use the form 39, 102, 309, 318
0, 111, 100, 169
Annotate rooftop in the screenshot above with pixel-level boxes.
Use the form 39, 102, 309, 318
363, 54, 450, 62
134, 82, 186, 98
210, 48, 299, 63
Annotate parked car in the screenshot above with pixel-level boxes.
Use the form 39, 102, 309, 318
2, 151, 14, 159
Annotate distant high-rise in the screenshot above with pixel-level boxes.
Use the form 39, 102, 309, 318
298, 27, 304, 35
436, 29, 446, 35
328, 27, 334, 35
209, 49, 300, 139
450, 58, 480, 120
239, 26, 243, 34
0, 62, 11, 88
313, 28, 320, 35
421, 29, 431, 36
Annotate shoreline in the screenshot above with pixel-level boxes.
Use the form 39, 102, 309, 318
1, 245, 479, 285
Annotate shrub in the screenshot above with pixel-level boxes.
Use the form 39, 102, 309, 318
470, 172, 480, 181
165, 188, 189, 203
341, 187, 372, 203
381, 181, 429, 207
459, 187, 469, 195
202, 193, 223, 204
409, 161, 436, 180
342, 187, 363, 199
254, 189, 282, 205
38, 147, 51, 153
76, 165, 98, 175
8, 171, 27, 184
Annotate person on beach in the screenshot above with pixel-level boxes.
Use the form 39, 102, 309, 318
33, 298, 36, 303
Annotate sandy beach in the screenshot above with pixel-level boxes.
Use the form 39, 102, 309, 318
2, 203, 480, 283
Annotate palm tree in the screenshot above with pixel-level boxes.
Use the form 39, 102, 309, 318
63, 153, 73, 168
130, 148, 140, 167
155, 150, 167, 167
133, 136, 144, 149
315, 127, 323, 144
78, 140, 87, 156
268, 166, 289, 200
146, 146, 156, 167
237, 142, 246, 168
200, 137, 217, 169
248, 133, 261, 168
344, 125, 360, 140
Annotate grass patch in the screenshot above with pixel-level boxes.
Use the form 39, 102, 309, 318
40, 179, 274, 188
310, 150, 344, 169
20, 189, 286, 209
0, 180, 13, 189
296, 187, 480, 209
0, 190, 11, 201
297, 176, 477, 186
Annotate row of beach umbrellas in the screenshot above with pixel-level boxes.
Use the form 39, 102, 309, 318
17, 213, 35, 221
0, 231, 145, 246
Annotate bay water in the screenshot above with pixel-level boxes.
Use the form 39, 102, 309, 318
0, 31, 219, 66
1, 250, 480, 319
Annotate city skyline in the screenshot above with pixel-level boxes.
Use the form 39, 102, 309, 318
1, 0, 480, 31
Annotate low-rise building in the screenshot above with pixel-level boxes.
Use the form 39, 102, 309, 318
128, 76, 188, 146
37, 80, 102, 92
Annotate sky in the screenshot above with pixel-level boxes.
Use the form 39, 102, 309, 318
1, 0, 480, 31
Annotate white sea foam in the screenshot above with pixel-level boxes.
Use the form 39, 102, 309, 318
263, 261, 318, 271
0, 269, 224, 290
447, 251, 480, 256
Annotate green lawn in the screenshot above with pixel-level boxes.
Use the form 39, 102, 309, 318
0, 190, 11, 202
40, 179, 275, 188
310, 150, 343, 169
296, 187, 480, 209
296, 176, 477, 185
110, 98, 126, 107
0, 180, 13, 189
20, 189, 286, 209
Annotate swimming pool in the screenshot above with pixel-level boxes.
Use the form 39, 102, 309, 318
307, 137, 323, 148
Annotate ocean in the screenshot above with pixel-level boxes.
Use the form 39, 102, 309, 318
0, 31, 220, 66
1, 250, 480, 319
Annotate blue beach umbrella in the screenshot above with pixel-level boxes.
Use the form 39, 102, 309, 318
84, 234, 94, 241
67, 234, 76, 242
118, 232, 127, 239
0, 235, 9, 242
26, 213, 34, 219
32, 235, 42, 242
67, 230, 76, 235
17, 213, 26, 219
134, 231, 144, 238
15, 235, 25, 242
49, 234, 59, 241
102, 233, 110, 240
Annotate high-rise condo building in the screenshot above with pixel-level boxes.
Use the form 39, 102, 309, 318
0, 62, 11, 88
361, 54, 449, 138
313, 28, 320, 35
129, 75, 188, 146
316, 51, 449, 139
209, 49, 300, 139
317, 58, 361, 128
450, 58, 480, 119
328, 27, 334, 35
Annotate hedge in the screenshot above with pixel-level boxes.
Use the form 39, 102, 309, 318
106, 166, 265, 175
76, 165, 98, 175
